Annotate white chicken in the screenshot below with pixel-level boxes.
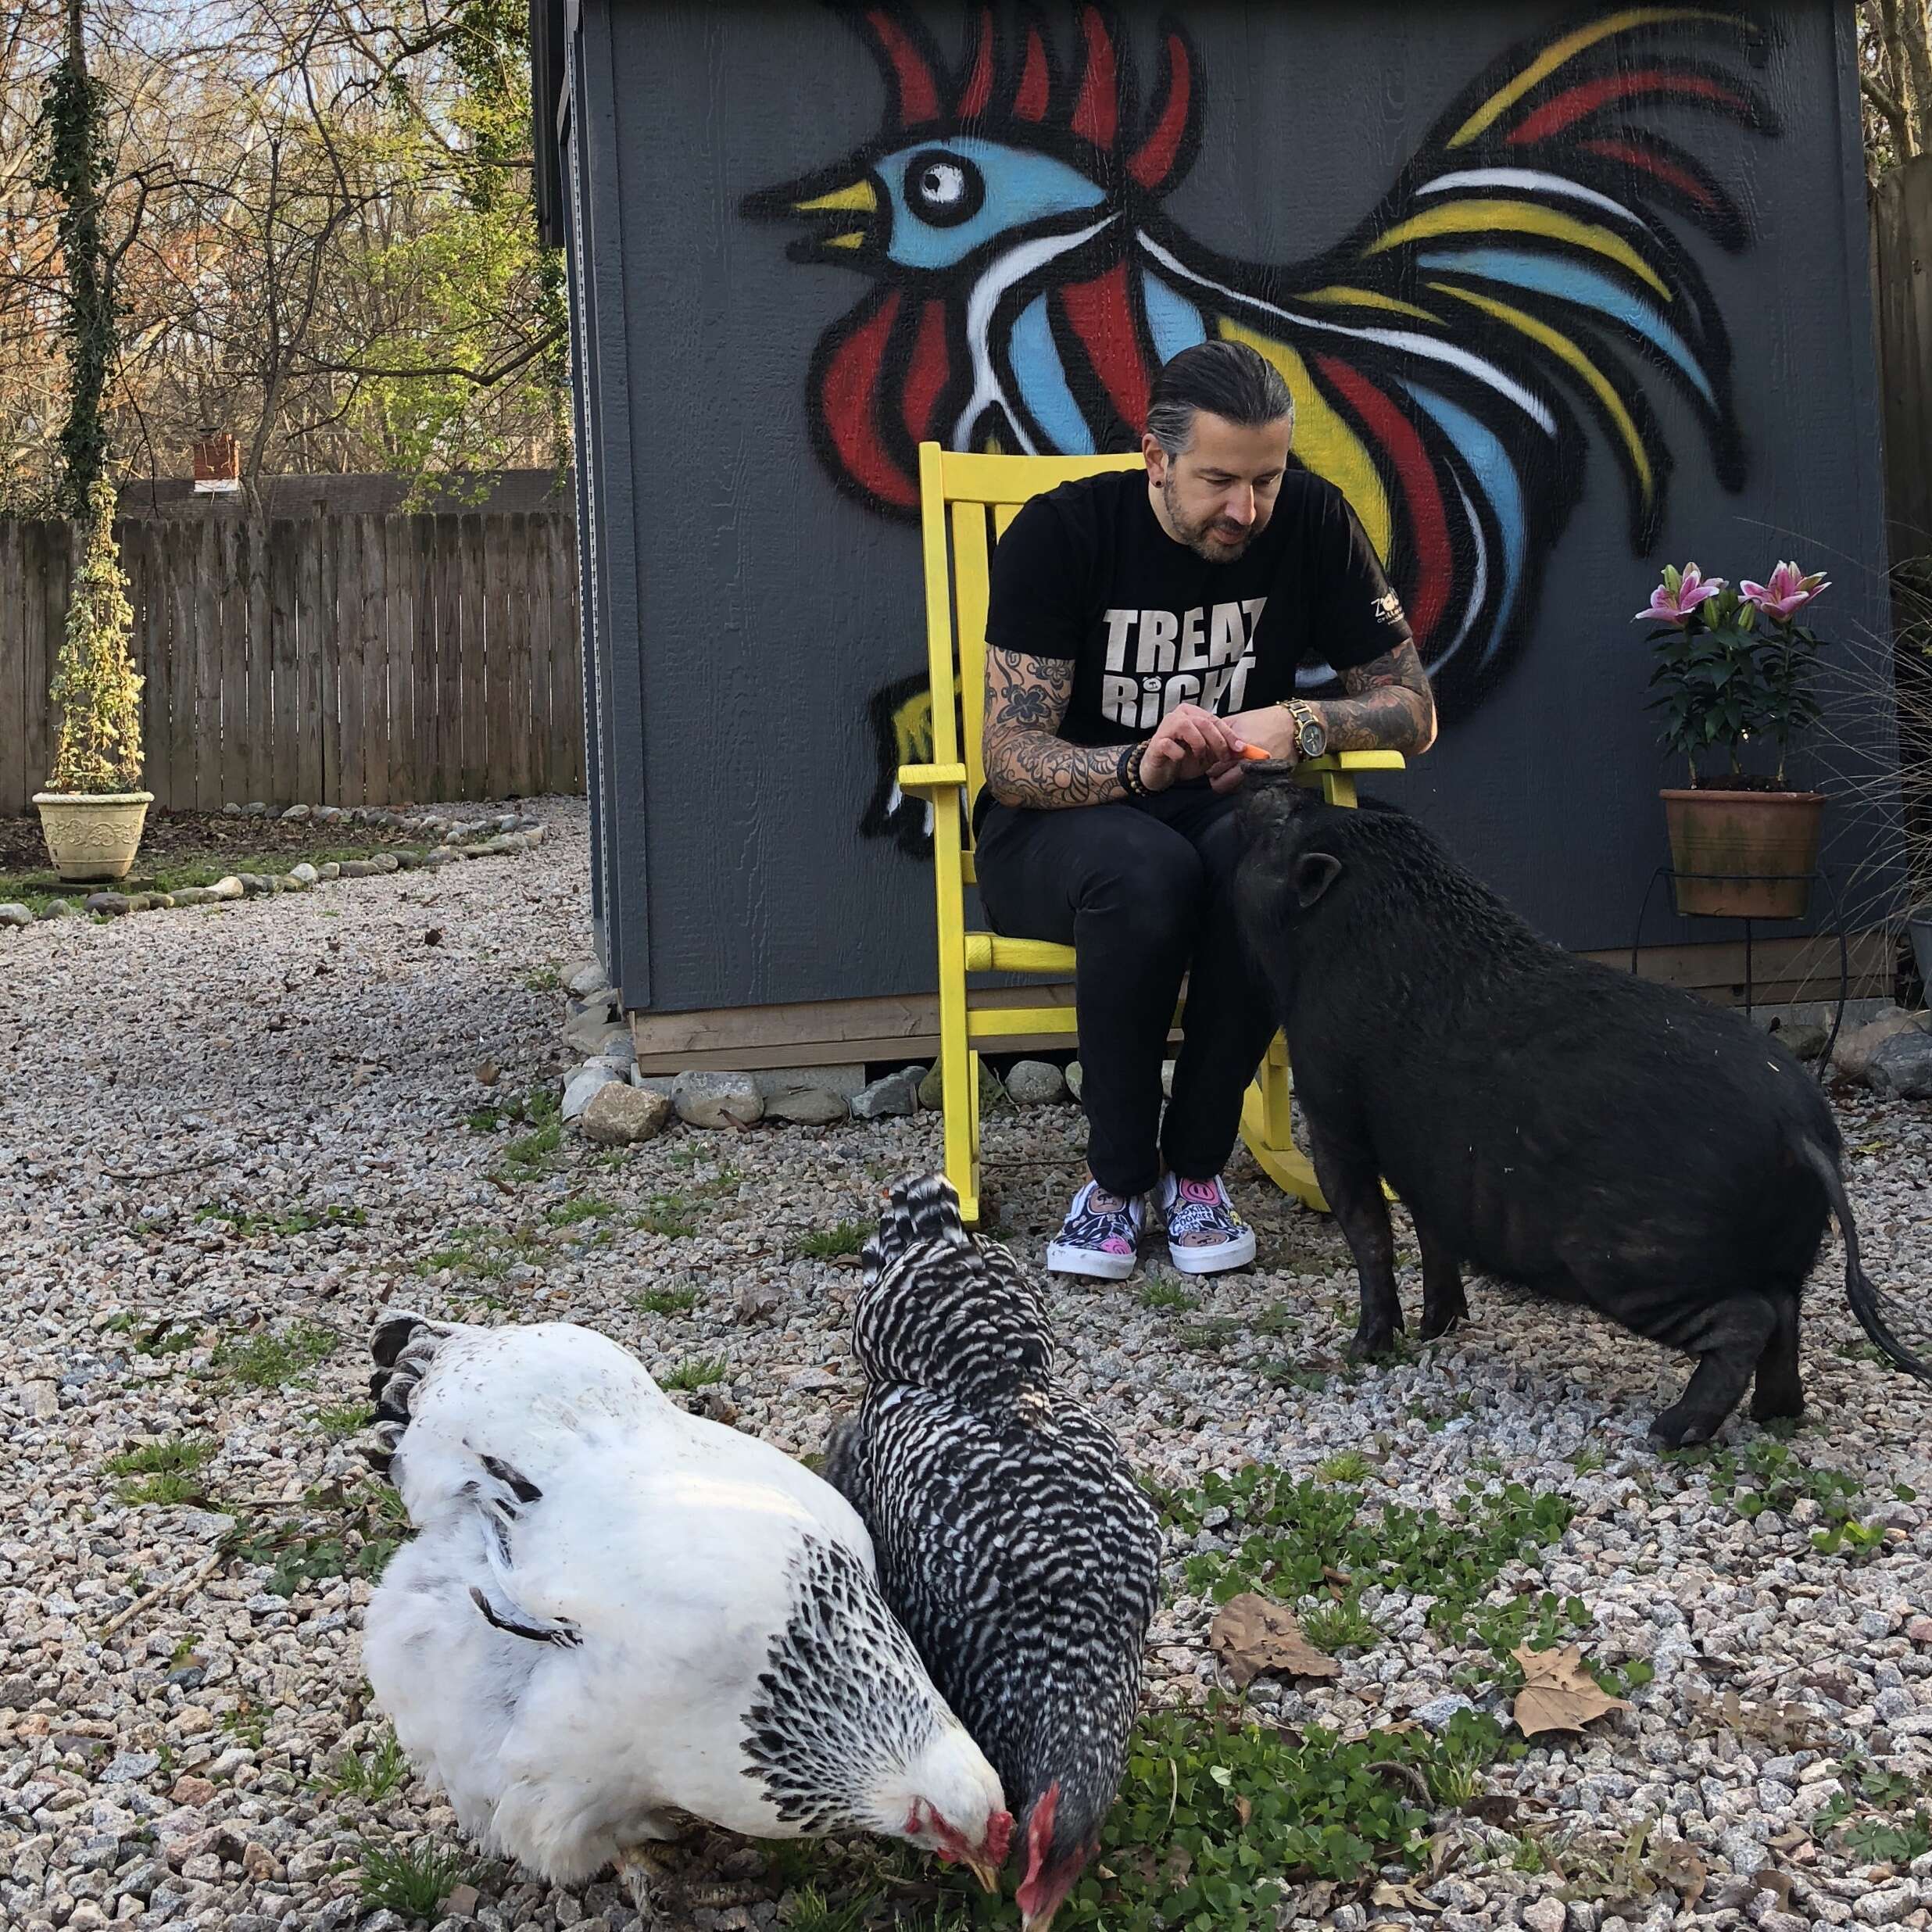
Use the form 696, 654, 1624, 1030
360, 1315, 1011, 1922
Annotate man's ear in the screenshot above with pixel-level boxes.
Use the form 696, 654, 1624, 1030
1140, 431, 1167, 485
1295, 852, 1343, 908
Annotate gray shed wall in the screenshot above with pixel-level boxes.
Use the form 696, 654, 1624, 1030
558, 1, 1899, 1016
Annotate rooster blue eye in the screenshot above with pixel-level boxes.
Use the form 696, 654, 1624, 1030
906, 150, 984, 228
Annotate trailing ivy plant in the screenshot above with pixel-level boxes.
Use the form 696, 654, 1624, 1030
35, 0, 116, 513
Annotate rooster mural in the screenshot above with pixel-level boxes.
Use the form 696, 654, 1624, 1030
744, 5, 1776, 855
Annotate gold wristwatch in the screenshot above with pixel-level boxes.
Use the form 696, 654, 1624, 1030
1277, 698, 1329, 760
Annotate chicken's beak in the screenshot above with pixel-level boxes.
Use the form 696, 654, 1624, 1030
964, 1856, 1002, 1894
1020, 1909, 1059, 1932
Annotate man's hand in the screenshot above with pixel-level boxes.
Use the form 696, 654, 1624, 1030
1211, 704, 1297, 789
1140, 703, 1249, 793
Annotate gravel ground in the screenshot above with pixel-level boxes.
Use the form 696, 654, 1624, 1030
2, 796, 1930, 1932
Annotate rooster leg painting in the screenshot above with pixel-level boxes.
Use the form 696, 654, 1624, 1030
742, 5, 1777, 856
359, 1315, 1012, 1914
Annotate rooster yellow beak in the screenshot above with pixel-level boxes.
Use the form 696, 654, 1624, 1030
794, 177, 878, 216
964, 1856, 1002, 1894
792, 175, 877, 250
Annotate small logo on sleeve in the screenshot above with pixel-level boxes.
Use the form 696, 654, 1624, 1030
1371, 590, 1406, 628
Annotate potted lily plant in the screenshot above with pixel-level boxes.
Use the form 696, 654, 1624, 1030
1637, 558, 1831, 919
34, 477, 152, 881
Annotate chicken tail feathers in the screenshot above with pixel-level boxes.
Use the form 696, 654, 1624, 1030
362, 1313, 453, 1483
864, 1172, 968, 1283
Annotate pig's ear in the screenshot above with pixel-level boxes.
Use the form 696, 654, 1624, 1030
1294, 852, 1343, 908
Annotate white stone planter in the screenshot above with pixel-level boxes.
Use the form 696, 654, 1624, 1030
32, 791, 154, 882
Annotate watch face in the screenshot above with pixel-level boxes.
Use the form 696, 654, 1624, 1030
1301, 717, 1327, 757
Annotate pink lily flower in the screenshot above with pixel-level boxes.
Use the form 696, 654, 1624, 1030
1740, 561, 1830, 621
1633, 563, 1723, 626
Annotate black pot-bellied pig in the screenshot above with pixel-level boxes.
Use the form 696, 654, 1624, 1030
1230, 773, 1929, 1447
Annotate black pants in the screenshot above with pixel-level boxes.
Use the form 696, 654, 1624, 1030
975, 783, 1277, 1199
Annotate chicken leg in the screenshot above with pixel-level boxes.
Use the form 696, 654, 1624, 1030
616, 1846, 674, 1931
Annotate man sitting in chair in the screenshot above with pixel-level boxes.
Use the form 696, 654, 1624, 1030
976, 339, 1436, 1279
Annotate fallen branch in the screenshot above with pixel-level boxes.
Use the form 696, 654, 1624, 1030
99, 1547, 224, 1640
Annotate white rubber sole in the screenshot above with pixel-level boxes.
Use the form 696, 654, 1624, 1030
1165, 1224, 1258, 1275
1046, 1239, 1139, 1280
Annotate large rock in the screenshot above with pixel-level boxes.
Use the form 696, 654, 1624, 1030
565, 959, 608, 999
288, 862, 320, 885
564, 998, 629, 1057
672, 1071, 763, 1129
1869, 1028, 1932, 1100
562, 1063, 625, 1122
0, 903, 31, 928
753, 1064, 868, 1100
765, 1087, 850, 1125
1005, 1059, 1068, 1105
1771, 1021, 1829, 1062
1066, 1060, 1084, 1101
1834, 1009, 1928, 1081
917, 1060, 1009, 1112
581, 1083, 672, 1145
851, 1067, 923, 1119
208, 875, 245, 900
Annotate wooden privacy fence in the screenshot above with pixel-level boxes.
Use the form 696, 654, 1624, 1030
0, 511, 583, 815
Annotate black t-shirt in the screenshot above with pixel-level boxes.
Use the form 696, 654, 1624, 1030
982, 467, 1411, 748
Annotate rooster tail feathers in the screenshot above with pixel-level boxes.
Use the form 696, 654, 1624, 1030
864, 1172, 969, 1280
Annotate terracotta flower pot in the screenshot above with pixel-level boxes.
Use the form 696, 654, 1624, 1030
34, 790, 154, 882
1660, 788, 1824, 919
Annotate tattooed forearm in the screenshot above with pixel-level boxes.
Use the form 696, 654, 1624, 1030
1317, 640, 1437, 755
982, 648, 1128, 808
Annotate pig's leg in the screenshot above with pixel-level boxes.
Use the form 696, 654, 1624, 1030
1647, 1293, 1780, 1449
1415, 1220, 1469, 1340
1748, 1290, 1805, 1424
1310, 1122, 1404, 1358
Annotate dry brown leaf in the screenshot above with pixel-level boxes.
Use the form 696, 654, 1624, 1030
1233, 1795, 1252, 1827
1371, 1879, 1441, 1913
1288, 1880, 1336, 1919
1208, 1594, 1341, 1690
1758, 1870, 1794, 1912
1511, 1645, 1632, 1738
1648, 1837, 1707, 1907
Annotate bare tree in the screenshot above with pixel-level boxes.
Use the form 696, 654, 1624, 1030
1862, 0, 1932, 184
0, 0, 566, 510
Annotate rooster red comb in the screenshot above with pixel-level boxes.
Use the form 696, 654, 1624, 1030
845, 4, 1200, 195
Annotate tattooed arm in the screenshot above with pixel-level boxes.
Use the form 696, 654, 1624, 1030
1227, 639, 1436, 762
981, 650, 1247, 807
981, 651, 1123, 808
1318, 639, 1437, 754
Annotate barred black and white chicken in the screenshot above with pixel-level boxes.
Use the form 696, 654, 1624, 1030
360, 1315, 1011, 1923
824, 1175, 1162, 1932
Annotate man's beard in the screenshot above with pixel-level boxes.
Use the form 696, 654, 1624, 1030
1161, 472, 1256, 562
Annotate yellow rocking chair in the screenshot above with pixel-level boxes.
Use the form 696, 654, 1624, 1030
896, 441, 1403, 1226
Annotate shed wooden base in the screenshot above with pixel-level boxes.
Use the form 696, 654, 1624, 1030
631, 932, 1894, 1072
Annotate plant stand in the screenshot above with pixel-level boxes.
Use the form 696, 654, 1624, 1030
1628, 866, 1848, 1071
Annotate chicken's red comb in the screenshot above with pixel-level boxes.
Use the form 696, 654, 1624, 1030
986, 1809, 1014, 1867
